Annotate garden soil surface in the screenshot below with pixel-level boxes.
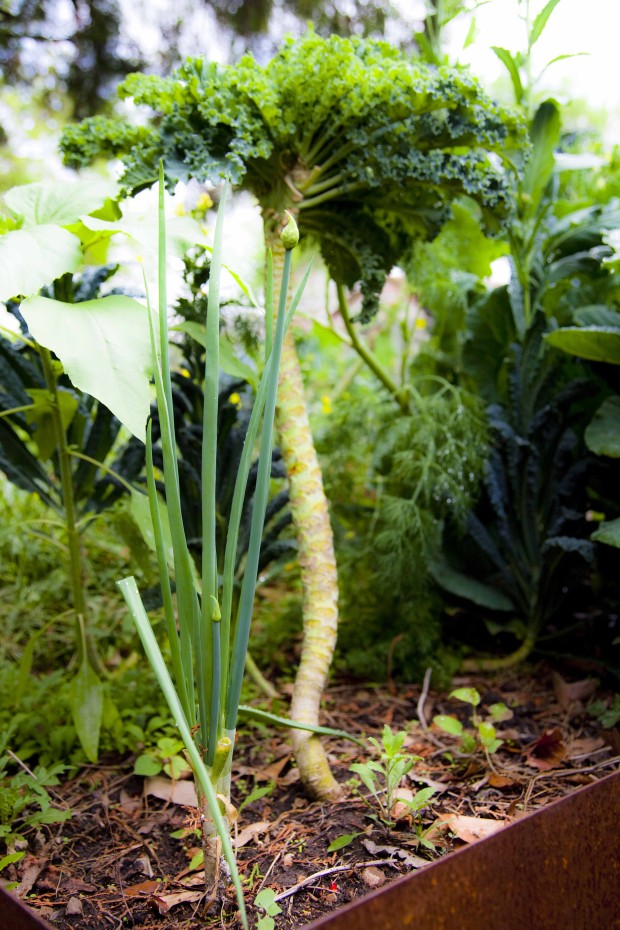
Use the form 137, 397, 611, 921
7, 664, 620, 930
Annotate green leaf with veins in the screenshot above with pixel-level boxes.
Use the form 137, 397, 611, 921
19, 295, 152, 440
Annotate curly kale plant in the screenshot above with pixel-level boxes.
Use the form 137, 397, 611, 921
61, 30, 527, 321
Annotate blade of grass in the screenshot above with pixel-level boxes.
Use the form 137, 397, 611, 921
117, 576, 247, 930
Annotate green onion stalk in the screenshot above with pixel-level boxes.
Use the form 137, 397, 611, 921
118, 170, 305, 923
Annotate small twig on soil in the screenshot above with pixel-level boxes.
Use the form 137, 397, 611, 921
523, 755, 620, 810
256, 835, 294, 895
274, 859, 401, 902
417, 668, 433, 729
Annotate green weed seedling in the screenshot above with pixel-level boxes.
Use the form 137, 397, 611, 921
133, 735, 192, 780
588, 695, 620, 730
255, 887, 282, 930
434, 688, 512, 757
0, 756, 71, 845
350, 725, 435, 831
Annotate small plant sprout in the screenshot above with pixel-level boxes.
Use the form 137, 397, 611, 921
350, 725, 435, 831
255, 888, 282, 930
434, 688, 512, 759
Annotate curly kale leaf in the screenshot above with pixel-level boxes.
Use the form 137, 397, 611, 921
61, 29, 528, 319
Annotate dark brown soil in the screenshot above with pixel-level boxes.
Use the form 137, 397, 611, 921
6, 665, 620, 929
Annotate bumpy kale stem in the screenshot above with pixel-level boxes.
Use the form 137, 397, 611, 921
268, 225, 342, 802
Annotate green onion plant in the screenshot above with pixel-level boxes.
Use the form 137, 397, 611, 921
118, 173, 306, 925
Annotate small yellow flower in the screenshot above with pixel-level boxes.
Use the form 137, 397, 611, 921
415, 316, 427, 330
229, 392, 242, 409
196, 192, 214, 212
321, 395, 332, 415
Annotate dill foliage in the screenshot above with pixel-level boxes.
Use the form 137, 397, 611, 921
61, 30, 527, 321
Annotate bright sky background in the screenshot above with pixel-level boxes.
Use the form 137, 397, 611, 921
446, 0, 620, 141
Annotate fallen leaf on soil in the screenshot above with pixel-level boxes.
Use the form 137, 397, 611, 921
362, 866, 386, 889
438, 814, 505, 844
280, 767, 301, 786
134, 856, 154, 878
488, 772, 516, 789
551, 671, 598, 707
144, 775, 197, 807
235, 821, 270, 848
65, 897, 83, 916
124, 880, 161, 898
524, 729, 567, 770
119, 789, 142, 814
256, 755, 291, 782
61, 876, 96, 894
391, 786, 414, 821
362, 838, 426, 869
567, 736, 605, 759
16, 856, 47, 896
153, 889, 204, 914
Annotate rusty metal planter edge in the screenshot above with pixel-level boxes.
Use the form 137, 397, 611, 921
306, 769, 620, 930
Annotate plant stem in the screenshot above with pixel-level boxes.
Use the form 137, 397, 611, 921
267, 220, 342, 802
39, 346, 93, 669
336, 283, 410, 412
460, 633, 536, 672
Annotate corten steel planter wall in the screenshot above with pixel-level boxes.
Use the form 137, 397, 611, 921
307, 770, 620, 930
0, 884, 55, 930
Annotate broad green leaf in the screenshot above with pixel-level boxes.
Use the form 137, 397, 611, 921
70, 659, 103, 763
219, 337, 259, 389
0, 226, 82, 302
477, 721, 498, 747
574, 305, 620, 327
403, 786, 435, 813
20, 295, 152, 439
451, 687, 481, 707
592, 517, 620, 549
489, 702, 512, 722
3, 179, 117, 227
25, 387, 79, 460
433, 714, 463, 736
255, 888, 282, 917
134, 754, 162, 776
529, 0, 563, 47
350, 761, 380, 795
327, 832, 362, 852
522, 100, 560, 208
31, 807, 72, 825
0, 851, 25, 871
163, 754, 192, 780
80, 209, 204, 261
491, 47, 523, 103
545, 326, 620, 364
585, 396, 620, 458
174, 321, 259, 389
429, 557, 514, 611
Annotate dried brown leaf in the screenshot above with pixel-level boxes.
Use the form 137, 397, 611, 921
144, 775, 197, 807
438, 813, 505, 844
551, 671, 598, 707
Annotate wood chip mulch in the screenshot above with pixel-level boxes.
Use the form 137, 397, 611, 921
4, 664, 619, 929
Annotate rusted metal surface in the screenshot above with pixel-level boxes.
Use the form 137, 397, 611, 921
307, 770, 620, 930
0, 884, 54, 930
